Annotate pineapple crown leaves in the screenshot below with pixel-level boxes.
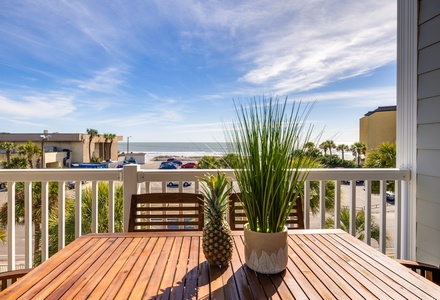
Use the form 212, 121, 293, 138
198, 172, 233, 222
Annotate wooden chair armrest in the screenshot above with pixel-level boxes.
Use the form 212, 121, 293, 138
0, 268, 32, 290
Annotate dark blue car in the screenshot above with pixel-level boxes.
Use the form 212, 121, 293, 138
159, 162, 177, 169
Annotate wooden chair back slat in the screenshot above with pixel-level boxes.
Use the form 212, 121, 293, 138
229, 193, 305, 230
129, 193, 204, 232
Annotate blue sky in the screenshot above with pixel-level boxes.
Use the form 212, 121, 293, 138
0, 0, 396, 145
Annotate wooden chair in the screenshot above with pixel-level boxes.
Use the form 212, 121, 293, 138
228, 193, 304, 230
396, 259, 440, 285
129, 193, 204, 232
0, 268, 31, 291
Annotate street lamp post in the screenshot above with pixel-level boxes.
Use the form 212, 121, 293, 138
40, 133, 51, 169
127, 136, 132, 153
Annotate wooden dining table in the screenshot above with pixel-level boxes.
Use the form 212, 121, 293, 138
1, 229, 439, 299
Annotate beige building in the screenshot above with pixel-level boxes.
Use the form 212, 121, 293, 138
359, 106, 396, 150
0, 131, 122, 168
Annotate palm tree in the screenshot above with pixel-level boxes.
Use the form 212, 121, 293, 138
304, 142, 321, 158
308, 180, 335, 215
43, 182, 124, 261
0, 142, 17, 164
364, 142, 396, 168
364, 142, 396, 193
0, 229, 5, 243
196, 156, 219, 169
336, 144, 349, 161
319, 141, 330, 155
0, 181, 59, 265
86, 128, 99, 162
106, 133, 116, 161
350, 142, 367, 167
103, 133, 110, 160
1, 156, 29, 169
325, 207, 388, 243
18, 141, 41, 169
218, 153, 239, 168
327, 140, 336, 156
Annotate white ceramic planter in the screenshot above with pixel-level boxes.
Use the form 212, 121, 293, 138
243, 224, 288, 274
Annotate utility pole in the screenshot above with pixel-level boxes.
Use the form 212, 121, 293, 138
127, 136, 132, 153
40, 132, 52, 169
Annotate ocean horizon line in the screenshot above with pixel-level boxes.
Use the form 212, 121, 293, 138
118, 141, 233, 157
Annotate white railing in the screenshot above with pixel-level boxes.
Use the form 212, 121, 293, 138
0, 165, 410, 271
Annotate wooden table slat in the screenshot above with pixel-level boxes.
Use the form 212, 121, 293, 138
170, 236, 192, 299
129, 236, 168, 298
156, 236, 183, 300
307, 234, 395, 299
114, 237, 159, 299
21, 237, 108, 299
100, 237, 152, 299
327, 233, 440, 299
229, 235, 253, 300
234, 235, 270, 299
85, 237, 144, 298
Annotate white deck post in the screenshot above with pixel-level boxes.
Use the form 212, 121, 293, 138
123, 164, 140, 231
397, 0, 418, 260
8, 182, 16, 271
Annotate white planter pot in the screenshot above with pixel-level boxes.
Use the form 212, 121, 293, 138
243, 224, 288, 274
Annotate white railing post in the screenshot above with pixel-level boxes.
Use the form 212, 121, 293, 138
58, 181, 65, 251
41, 181, 49, 262
8, 182, 16, 271
108, 181, 115, 233
349, 180, 356, 236
319, 180, 326, 228
75, 181, 82, 238
24, 181, 33, 268
123, 164, 140, 231
379, 180, 387, 253
401, 179, 410, 259
92, 181, 98, 233
334, 180, 341, 229
304, 180, 311, 229
364, 180, 372, 246
394, 180, 402, 259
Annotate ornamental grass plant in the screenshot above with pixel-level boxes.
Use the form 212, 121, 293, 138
227, 96, 315, 233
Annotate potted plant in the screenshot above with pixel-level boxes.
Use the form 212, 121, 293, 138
227, 96, 314, 274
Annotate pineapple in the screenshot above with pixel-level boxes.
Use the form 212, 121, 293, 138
199, 173, 234, 268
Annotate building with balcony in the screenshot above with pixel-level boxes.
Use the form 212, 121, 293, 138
360, 106, 396, 150
0, 131, 122, 168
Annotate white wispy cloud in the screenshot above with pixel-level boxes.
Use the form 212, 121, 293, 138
65, 67, 128, 94
0, 93, 75, 119
293, 86, 396, 107
154, 1, 396, 93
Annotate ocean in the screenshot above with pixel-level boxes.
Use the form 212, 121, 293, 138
118, 142, 232, 158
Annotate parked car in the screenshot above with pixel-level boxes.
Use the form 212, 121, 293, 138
341, 180, 364, 185
159, 162, 177, 169
386, 192, 395, 204
181, 162, 197, 169
167, 181, 191, 187
123, 157, 137, 164
166, 158, 176, 162
170, 159, 183, 166
66, 181, 86, 189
